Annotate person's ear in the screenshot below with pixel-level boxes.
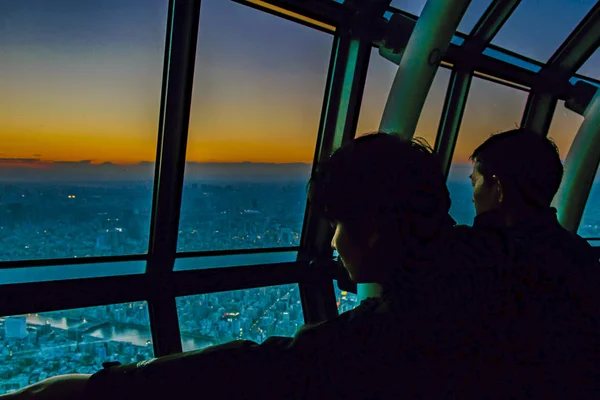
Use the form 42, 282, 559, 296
492, 175, 504, 204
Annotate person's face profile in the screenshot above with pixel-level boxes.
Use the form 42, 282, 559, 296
331, 218, 394, 284
470, 162, 501, 216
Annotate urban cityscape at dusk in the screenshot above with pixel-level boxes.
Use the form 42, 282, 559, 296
1, 0, 598, 394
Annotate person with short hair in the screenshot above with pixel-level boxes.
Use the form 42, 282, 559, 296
468, 128, 600, 397
4, 133, 509, 399
469, 128, 564, 219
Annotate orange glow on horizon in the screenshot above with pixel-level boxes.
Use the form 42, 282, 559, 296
0, 0, 585, 173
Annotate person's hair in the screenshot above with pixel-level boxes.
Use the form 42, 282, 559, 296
308, 132, 452, 240
469, 128, 564, 208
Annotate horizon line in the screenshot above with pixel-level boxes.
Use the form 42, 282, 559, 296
0, 159, 482, 166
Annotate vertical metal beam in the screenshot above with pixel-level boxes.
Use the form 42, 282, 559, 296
468, 0, 520, 45
298, 31, 371, 324
379, 0, 472, 136
435, 69, 473, 179
553, 88, 600, 233
359, 0, 472, 301
146, 0, 201, 357
433, 0, 517, 175
520, 91, 558, 136
520, 3, 600, 137
546, 1, 600, 76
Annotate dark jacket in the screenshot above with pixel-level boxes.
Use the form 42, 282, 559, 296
469, 207, 600, 398
85, 226, 512, 399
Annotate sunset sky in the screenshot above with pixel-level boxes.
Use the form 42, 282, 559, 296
0, 0, 597, 174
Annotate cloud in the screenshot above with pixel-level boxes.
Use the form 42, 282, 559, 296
32, 154, 42, 157
0, 158, 42, 163
53, 160, 93, 164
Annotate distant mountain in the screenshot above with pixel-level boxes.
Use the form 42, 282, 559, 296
0, 159, 596, 184
0, 160, 313, 182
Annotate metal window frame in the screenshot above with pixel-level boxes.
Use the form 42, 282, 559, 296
0, 261, 312, 317
2, 0, 600, 357
0, 0, 345, 356
521, 2, 600, 135
435, 0, 521, 177
144, 0, 202, 356
553, 87, 600, 233
298, 24, 373, 323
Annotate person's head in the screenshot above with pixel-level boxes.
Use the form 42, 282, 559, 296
308, 132, 453, 283
469, 128, 564, 216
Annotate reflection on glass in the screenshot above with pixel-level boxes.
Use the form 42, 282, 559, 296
176, 284, 303, 351
174, 251, 297, 271
491, 0, 595, 62
178, 0, 332, 253
547, 101, 584, 161
579, 167, 600, 239
451, 36, 465, 46
483, 47, 542, 73
542, 101, 591, 235
570, 77, 600, 88
333, 281, 359, 314
448, 78, 528, 225
0, 261, 146, 285
0, 302, 153, 394
356, 48, 451, 148
0, 0, 167, 261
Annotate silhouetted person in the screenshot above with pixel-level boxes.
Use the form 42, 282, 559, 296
5, 133, 510, 400
467, 128, 600, 397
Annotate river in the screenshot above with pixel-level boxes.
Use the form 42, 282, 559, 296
24, 314, 214, 352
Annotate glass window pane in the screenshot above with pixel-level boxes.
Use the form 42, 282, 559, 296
390, 0, 492, 34
577, 48, 600, 80
174, 251, 297, 271
448, 78, 528, 225
0, 0, 167, 261
0, 260, 146, 285
455, 0, 493, 34
356, 48, 451, 149
0, 302, 153, 394
178, 0, 332, 253
176, 284, 303, 351
492, 1, 596, 62
356, 49, 399, 134
579, 167, 600, 239
333, 281, 359, 314
547, 101, 584, 161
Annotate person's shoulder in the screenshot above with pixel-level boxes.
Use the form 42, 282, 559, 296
540, 221, 596, 261
448, 224, 511, 263
291, 298, 382, 345
560, 229, 599, 266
